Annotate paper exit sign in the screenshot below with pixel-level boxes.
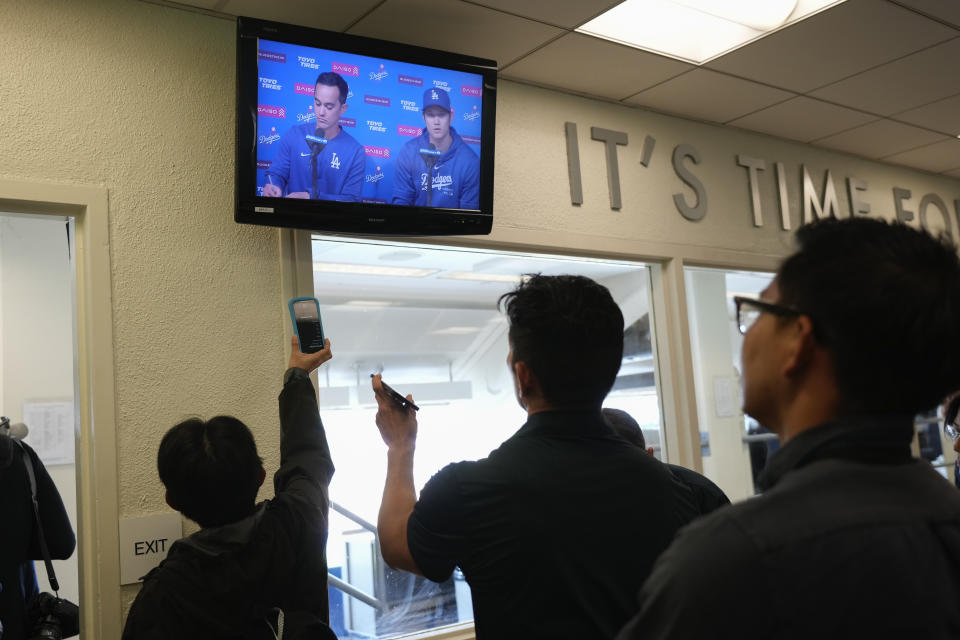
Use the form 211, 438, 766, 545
118, 512, 183, 585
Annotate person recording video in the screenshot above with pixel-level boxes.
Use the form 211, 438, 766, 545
0, 420, 76, 639
122, 336, 337, 639
263, 71, 365, 202
373, 275, 699, 637
391, 87, 480, 209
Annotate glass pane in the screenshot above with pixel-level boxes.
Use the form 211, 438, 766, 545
683, 267, 775, 501
312, 236, 660, 638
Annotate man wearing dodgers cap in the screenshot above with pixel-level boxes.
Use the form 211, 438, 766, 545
391, 87, 480, 209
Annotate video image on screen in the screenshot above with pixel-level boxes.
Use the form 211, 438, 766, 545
256, 38, 484, 211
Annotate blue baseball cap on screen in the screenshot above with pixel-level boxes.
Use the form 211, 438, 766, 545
422, 87, 451, 112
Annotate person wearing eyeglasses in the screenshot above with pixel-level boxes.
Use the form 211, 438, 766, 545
618, 217, 960, 640
943, 393, 960, 487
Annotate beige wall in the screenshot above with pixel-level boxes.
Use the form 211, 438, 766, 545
0, 0, 288, 617
2, 0, 959, 634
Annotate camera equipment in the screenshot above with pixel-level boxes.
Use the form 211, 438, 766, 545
0, 416, 30, 439
26, 592, 80, 640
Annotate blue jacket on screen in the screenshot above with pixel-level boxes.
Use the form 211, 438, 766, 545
391, 127, 480, 209
265, 123, 365, 202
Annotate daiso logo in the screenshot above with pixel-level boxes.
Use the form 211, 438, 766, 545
258, 105, 286, 119
364, 145, 390, 159
295, 82, 314, 96
332, 61, 359, 77
398, 124, 423, 137
461, 85, 482, 98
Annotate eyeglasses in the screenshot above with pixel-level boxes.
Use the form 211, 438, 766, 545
733, 296, 803, 335
944, 396, 960, 442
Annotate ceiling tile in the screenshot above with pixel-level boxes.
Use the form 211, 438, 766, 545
729, 96, 877, 142
894, 0, 960, 28
623, 69, 794, 124
501, 32, 692, 101
222, 0, 382, 31
467, 0, 622, 29
814, 118, 948, 158
946, 168, 960, 179
706, 0, 957, 93
347, 0, 563, 66
891, 93, 960, 136
882, 139, 960, 173
810, 37, 960, 115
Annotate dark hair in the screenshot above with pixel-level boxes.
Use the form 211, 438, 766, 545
603, 408, 646, 448
157, 416, 263, 527
315, 72, 348, 105
777, 217, 960, 415
499, 274, 624, 407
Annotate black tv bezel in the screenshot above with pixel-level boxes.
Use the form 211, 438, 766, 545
235, 17, 497, 236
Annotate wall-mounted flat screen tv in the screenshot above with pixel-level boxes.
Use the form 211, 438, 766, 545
236, 17, 497, 236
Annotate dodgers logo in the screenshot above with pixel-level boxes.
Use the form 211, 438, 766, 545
369, 63, 388, 81
258, 126, 280, 145
366, 166, 384, 183
420, 173, 429, 192
463, 105, 481, 122
297, 105, 316, 123
431, 89, 440, 101
330, 153, 341, 170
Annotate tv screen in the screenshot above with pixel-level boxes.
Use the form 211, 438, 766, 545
236, 17, 497, 236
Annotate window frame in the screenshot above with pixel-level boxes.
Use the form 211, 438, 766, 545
286, 228, 782, 637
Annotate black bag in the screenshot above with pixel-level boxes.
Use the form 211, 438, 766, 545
17, 443, 80, 640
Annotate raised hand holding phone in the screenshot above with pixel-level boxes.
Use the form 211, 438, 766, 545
289, 335, 332, 373
288, 297, 325, 354
371, 373, 418, 450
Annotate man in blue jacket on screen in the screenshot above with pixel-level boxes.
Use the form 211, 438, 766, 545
263, 71, 365, 202
391, 87, 480, 209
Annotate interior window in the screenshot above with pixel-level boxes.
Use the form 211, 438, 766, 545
683, 267, 775, 500
311, 236, 662, 638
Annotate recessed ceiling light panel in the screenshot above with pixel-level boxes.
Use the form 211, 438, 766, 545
577, 0, 844, 64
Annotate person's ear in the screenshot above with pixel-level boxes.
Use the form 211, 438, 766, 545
257, 466, 266, 488
164, 490, 178, 512
782, 314, 817, 377
514, 360, 539, 398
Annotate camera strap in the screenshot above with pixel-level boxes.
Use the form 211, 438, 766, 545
265, 608, 284, 640
17, 441, 61, 594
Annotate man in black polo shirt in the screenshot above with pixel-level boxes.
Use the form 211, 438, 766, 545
372, 275, 699, 638
603, 408, 730, 515
618, 217, 960, 639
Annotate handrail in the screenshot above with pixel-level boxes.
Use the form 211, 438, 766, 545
327, 573, 388, 611
328, 500, 389, 612
331, 500, 378, 536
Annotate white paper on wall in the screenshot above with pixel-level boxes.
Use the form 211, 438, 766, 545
713, 377, 738, 418
22, 400, 75, 465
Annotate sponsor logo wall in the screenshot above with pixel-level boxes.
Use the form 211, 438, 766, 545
256, 40, 484, 203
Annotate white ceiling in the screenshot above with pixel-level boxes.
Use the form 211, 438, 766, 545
154, 0, 960, 177
310, 236, 650, 383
